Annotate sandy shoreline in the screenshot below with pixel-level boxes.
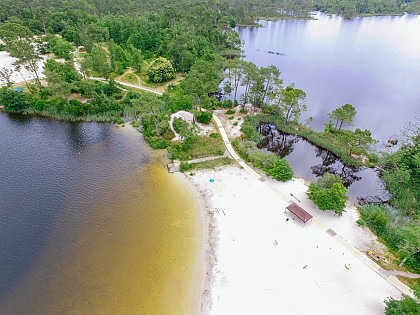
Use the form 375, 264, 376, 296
183, 165, 403, 315
173, 171, 210, 315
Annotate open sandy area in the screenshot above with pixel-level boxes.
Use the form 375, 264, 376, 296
0, 51, 46, 85
183, 165, 403, 315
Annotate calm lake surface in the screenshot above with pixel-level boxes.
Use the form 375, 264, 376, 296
0, 114, 202, 314
238, 12, 420, 141
238, 13, 420, 202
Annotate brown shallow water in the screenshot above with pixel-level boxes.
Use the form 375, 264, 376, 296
0, 114, 202, 314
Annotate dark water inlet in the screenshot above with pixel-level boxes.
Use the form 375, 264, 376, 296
258, 123, 389, 203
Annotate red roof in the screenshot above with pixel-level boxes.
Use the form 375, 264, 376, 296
286, 202, 313, 223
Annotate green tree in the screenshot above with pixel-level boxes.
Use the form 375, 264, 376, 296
278, 84, 307, 125
260, 65, 282, 105
48, 36, 73, 60
0, 67, 14, 86
307, 173, 348, 215
345, 128, 377, 155
44, 59, 80, 102
329, 103, 357, 131
83, 46, 112, 78
226, 58, 245, 105
195, 110, 213, 124
147, 57, 175, 83
0, 22, 42, 88
181, 59, 222, 106
240, 61, 259, 104
128, 44, 143, 73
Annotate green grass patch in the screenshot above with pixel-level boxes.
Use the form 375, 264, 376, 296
119, 73, 139, 85
169, 135, 225, 161
180, 157, 233, 172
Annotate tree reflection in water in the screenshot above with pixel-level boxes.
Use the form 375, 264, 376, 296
311, 148, 361, 187
258, 123, 362, 187
258, 123, 299, 157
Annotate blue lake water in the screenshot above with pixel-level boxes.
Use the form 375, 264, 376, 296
237, 13, 420, 202
238, 12, 420, 142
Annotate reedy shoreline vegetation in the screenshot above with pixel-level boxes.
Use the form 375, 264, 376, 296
0, 0, 419, 309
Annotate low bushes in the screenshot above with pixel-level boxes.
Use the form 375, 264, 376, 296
194, 110, 213, 124
172, 117, 190, 138
359, 204, 419, 272
232, 139, 293, 182
307, 174, 348, 216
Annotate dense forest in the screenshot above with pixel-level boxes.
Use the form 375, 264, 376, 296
0, 0, 419, 310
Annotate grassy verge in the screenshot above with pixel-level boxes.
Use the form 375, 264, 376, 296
22, 108, 123, 123
169, 134, 225, 161
119, 72, 139, 85
180, 157, 233, 172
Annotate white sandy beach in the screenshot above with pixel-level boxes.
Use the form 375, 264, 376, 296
184, 165, 403, 315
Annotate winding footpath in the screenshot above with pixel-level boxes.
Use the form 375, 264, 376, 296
211, 114, 416, 299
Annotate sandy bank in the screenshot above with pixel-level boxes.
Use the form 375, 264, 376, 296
184, 165, 402, 315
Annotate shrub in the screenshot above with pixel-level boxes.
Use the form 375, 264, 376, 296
265, 159, 293, 182
131, 120, 140, 128
226, 109, 235, 115
241, 124, 260, 142
228, 115, 234, 120
219, 99, 233, 108
180, 162, 192, 173
173, 117, 190, 138
147, 57, 176, 83
0, 87, 30, 113
385, 295, 420, 315
195, 111, 213, 124
307, 174, 348, 216
239, 107, 247, 114
233, 139, 294, 182
209, 133, 221, 139
362, 204, 389, 235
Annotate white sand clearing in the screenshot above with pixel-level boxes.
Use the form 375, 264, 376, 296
185, 166, 402, 315
0, 51, 46, 85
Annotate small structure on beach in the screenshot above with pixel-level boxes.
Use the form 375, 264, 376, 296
284, 202, 313, 226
